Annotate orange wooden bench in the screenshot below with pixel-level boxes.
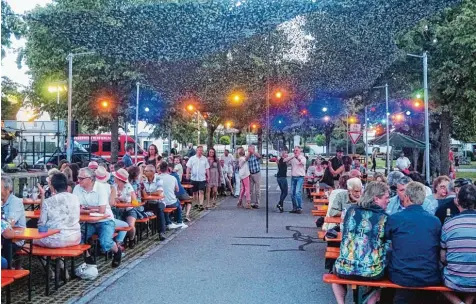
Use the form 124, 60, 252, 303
312, 209, 327, 217
115, 226, 132, 232
180, 199, 192, 206
17, 245, 89, 295
325, 247, 340, 260
1, 277, 15, 304
1, 269, 30, 304
322, 273, 452, 304
317, 231, 342, 242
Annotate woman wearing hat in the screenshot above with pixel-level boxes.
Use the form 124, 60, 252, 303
112, 168, 138, 247
94, 166, 130, 250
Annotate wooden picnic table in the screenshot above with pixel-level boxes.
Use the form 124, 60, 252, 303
6, 228, 60, 300
26, 211, 110, 223
313, 198, 329, 204
324, 217, 342, 224
114, 202, 146, 209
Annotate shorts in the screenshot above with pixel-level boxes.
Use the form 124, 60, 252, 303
177, 193, 191, 201
192, 180, 206, 192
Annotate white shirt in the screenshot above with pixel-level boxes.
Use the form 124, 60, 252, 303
73, 182, 114, 222
158, 173, 178, 206
238, 156, 250, 179
174, 164, 183, 181
220, 154, 235, 170
396, 156, 411, 170
186, 155, 210, 182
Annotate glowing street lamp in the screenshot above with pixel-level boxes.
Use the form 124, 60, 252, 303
323, 116, 330, 122
275, 91, 283, 99
225, 121, 232, 128
322, 107, 328, 112
186, 104, 195, 112
100, 100, 110, 109
144, 107, 150, 112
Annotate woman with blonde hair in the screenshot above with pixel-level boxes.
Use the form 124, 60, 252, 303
237, 147, 251, 209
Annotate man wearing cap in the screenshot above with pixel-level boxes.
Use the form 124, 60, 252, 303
73, 167, 122, 267
186, 146, 209, 211
435, 178, 473, 224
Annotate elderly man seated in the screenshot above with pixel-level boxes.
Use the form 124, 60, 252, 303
73, 168, 122, 268
440, 184, 476, 304
386, 176, 437, 215
385, 181, 441, 303
1, 176, 26, 269
328, 177, 363, 218
141, 164, 167, 241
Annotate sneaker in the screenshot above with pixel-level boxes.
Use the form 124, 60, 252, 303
289, 209, 298, 214
177, 223, 188, 229
167, 223, 180, 229
276, 204, 283, 213
296, 209, 303, 214
251, 204, 260, 209
159, 234, 166, 241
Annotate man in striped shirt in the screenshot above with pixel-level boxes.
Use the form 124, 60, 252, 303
441, 184, 476, 304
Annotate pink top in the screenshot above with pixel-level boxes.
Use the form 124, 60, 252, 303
284, 155, 307, 177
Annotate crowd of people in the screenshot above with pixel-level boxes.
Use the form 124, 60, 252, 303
302, 149, 476, 304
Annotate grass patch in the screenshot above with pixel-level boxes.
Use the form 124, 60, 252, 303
456, 171, 476, 182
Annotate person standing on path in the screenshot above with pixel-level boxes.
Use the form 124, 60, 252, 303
186, 143, 196, 158
329, 147, 344, 187
186, 146, 210, 211
284, 146, 307, 214
276, 150, 289, 213
237, 147, 251, 209
122, 144, 134, 168
371, 148, 378, 172
233, 149, 241, 198
246, 145, 261, 209
206, 148, 222, 209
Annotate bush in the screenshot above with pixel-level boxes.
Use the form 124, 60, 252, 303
464, 150, 475, 161
219, 135, 231, 145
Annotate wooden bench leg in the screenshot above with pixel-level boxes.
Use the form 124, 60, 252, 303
55, 259, 60, 290
6, 285, 11, 304
45, 256, 51, 296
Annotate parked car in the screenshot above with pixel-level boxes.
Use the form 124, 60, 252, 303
34, 153, 109, 169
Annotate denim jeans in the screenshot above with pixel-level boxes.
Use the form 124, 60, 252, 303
113, 218, 128, 243
165, 201, 183, 225
277, 177, 288, 206
291, 176, 304, 210
81, 220, 115, 252
153, 202, 166, 234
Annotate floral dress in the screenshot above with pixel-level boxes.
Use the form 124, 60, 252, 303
207, 158, 222, 188
33, 192, 81, 248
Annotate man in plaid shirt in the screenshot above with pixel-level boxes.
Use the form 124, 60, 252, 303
246, 145, 261, 208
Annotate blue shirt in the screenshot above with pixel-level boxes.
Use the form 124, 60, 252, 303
170, 172, 186, 196
2, 193, 26, 228
247, 154, 260, 174
385, 204, 441, 287
441, 210, 476, 292
386, 195, 438, 216
122, 154, 133, 167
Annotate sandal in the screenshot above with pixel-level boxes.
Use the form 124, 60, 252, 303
245, 203, 252, 209
237, 201, 243, 208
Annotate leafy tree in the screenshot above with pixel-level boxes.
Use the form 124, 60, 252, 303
219, 135, 231, 145
1, 77, 24, 120
314, 134, 325, 147
1, 0, 24, 58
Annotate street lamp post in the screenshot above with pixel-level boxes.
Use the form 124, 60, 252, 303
408, 52, 430, 184
135, 82, 140, 163
66, 51, 94, 162
266, 78, 270, 234
48, 83, 66, 165
373, 83, 390, 175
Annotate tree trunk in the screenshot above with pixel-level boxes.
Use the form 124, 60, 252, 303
257, 129, 263, 155
412, 148, 419, 172
440, 108, 451, 176
111, 115, 119, 163
206, 125, 216, 150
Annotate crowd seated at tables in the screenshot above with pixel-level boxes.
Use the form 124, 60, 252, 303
321, 169, 476, 304
0, 145, 229, 283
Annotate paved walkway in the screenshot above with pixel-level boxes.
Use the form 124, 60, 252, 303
80, 173, 339, 304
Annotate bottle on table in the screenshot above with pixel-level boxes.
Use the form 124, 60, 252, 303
444, 208, 452, 223
22, 184, 29, 199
